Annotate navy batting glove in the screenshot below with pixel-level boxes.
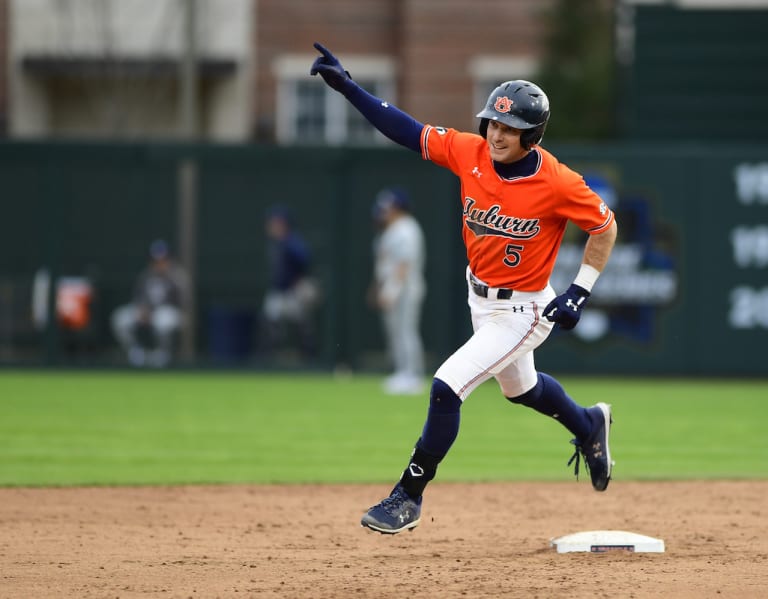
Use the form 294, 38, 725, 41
310, 42, 353, 93
544, 284, 591, 330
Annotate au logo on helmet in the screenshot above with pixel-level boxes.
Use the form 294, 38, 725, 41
494, 96, 514, 113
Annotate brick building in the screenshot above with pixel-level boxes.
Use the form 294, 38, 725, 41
0, 0, 550, 143
255, 0, 549, 144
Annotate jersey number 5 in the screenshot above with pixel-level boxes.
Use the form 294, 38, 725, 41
504, 244, 524, 267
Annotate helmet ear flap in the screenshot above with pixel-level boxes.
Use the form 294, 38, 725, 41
478, 118, 489, 138
520, 129, 536, 150
520, 123, 547, 150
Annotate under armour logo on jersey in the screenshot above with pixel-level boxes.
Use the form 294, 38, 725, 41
408, 463, 424, 477
599, 201, 607, 215
494, 96, 514, 113
472, 166, 482, 178
511, 306, 524, 313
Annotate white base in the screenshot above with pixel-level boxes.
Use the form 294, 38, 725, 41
551, 530, 665, 553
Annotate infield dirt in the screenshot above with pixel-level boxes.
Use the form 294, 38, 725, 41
1, 480, 766, 598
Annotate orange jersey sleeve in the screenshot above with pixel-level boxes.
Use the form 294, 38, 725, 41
421, 125, 614, 291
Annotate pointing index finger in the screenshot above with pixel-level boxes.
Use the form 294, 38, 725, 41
313, 42, 333, 59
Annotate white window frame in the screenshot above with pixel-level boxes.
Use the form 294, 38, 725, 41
273, 54, 395, 146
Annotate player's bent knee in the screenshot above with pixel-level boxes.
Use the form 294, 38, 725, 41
429, 378, 462, 414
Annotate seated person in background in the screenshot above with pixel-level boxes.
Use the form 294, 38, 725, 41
261, 205, 319, 358
111, 239, 188, 367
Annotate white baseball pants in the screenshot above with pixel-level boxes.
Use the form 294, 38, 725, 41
434, 270, 556, 400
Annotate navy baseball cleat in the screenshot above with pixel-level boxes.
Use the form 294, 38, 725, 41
568, 402, 613, 492
361, 485, 422, 534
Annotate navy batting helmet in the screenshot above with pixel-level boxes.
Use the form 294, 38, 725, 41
373, 187, 411, 219
476, 80, 550, 150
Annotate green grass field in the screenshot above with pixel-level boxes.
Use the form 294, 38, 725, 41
0, 370, 766, 487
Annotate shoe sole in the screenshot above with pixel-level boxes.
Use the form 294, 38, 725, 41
594, 402, 613, 491
360, 517, 421, 535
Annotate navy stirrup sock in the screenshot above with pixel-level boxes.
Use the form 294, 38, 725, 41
399, 378, 461, 498
419, 378, 462, 456
507, 373, 592, 441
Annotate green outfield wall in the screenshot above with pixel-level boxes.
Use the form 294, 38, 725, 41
0, 141, 766, 376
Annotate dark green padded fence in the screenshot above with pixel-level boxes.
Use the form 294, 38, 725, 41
0, 140, 766, 375
624, 6, 768, 141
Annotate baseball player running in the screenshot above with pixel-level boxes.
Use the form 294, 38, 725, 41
311, 42, 618, 534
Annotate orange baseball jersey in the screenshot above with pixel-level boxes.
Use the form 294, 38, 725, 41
420, 125, 614, 291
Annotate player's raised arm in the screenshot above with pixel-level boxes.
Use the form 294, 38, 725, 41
310, 42, 423, 153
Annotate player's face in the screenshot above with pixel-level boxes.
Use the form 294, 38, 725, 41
266, 216, 288, 240
486, 120, 527, 163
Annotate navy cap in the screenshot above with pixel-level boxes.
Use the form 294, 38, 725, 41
373, 187, 411, 219
149, 239, 170, 260
266, 204, 294, 227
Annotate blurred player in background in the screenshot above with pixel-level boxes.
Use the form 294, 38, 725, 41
312, 42, 618, 535
261, 205, 320, 359
371, 187, 426, 395
111, 239, 188, 368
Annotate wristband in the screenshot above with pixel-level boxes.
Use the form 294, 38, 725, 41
573, 264, 601, 293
